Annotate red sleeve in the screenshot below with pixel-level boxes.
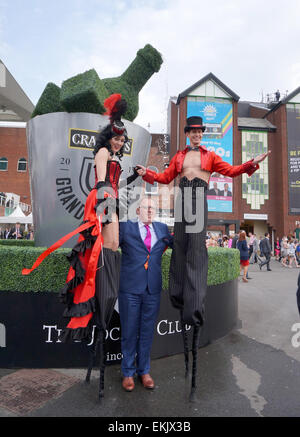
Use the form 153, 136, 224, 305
211, 153, 259, 178
142, 153, 179, 185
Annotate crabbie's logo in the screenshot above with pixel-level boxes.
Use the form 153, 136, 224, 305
68, 128, 133, 156
69, 128, 98, 150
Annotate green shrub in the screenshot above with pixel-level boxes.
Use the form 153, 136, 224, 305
0, 246, 239, 293
0, 246, 70, 292
206, 247, 240, 285
60, 69, 109, 114
0, 239, 35, 247
31, 82, 64, 118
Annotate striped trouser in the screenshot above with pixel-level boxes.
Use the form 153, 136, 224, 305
169, 177, 208, 327
94, 247, 121, 330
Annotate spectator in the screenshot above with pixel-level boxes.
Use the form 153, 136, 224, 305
281, 237, 289, 267
11, 222, 23, 239
250, 234, 259, 264
237, 231, 250, 283
288, 240, 299, 268
296, 241, 300, 265
274, 237, 281, 261
222, 235, 229, 247
217, 233, 223, 247
231, 233, 239, 249
259, 232, 272, 271
206, 235, 218, 248
248, 232, 254, 260
3, 227, 11, 239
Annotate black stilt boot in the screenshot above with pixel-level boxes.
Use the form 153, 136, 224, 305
98, 328, 106, 401
180, 310, 189, 378
189, 325, 201, 402
85, 327, 99, 384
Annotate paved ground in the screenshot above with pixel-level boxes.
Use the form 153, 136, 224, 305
0, 259, 299, 418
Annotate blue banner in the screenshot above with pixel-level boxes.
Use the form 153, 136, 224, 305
187, 100, 233, 212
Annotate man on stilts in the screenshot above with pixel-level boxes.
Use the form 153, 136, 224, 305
136, 115, 270, 401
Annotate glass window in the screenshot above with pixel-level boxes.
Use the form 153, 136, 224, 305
0, 157, 8, 171
242, 131, 269, 210
17, 158, 27, 172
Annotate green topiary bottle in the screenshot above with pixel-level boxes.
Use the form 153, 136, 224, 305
30, 44, 163, 121
102, 44, 163, 121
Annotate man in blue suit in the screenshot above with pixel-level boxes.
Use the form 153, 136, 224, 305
119, 196, 173, 391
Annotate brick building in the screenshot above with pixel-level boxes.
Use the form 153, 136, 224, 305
166, 72, 300, 240
0, 125, 31, 207
0, 60, 34, 216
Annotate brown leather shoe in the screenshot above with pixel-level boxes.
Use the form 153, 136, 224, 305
139, 374, 155, 389
122, 377, 135, 392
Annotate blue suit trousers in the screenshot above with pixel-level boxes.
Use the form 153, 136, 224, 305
119, 289, 160, 377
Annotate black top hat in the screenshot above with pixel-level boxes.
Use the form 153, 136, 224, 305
184, 116, 206, 133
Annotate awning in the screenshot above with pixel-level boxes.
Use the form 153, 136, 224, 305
0, 60, 34, 122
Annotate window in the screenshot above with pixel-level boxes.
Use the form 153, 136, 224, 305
241, 131, 269, 209
0, 157, 8, 171
145, 166, 158, 195
17, 158, 27, 172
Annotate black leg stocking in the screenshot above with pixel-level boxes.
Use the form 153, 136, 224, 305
190, 325, 201, 402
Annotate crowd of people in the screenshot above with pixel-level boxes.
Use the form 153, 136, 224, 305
206, 230, 300, 282
0, 222, 34, 240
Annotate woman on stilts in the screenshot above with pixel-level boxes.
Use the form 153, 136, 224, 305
22, 94, 139, 400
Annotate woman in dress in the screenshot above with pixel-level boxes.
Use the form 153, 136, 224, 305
281, 237, 289, 267
274, 237, 281, 261
23, 94, 139, 399
237, 231, 250, 283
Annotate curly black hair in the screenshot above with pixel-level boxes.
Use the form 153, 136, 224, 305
93, 123, 129, 160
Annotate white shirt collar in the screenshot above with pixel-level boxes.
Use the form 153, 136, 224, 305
138, 219, 153, 229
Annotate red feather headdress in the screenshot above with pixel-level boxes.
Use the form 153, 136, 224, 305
103, 93, 127, 135
103, 94, 127, 122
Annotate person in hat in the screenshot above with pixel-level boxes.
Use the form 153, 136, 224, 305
22, 94, 141, 400
136, 115, 270, 400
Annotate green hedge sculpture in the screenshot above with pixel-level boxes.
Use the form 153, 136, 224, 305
31, 82, 64, 118
60, 69, 109, 114
31, 44, 163, 122
0, 246, 240, 293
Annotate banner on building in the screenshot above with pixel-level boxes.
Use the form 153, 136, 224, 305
187, 99, 233, 212
286, 104, 300, 214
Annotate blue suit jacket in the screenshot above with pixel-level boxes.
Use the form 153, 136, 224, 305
119, 220, 173, 295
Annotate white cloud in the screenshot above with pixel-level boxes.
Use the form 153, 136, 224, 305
2, 0, 300, 131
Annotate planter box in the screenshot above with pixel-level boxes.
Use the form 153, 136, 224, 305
0, 279, 237, 368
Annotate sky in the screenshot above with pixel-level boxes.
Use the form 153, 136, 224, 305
1, 0, 300, 132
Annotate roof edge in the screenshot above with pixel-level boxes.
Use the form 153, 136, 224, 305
176, 72, 240, 104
